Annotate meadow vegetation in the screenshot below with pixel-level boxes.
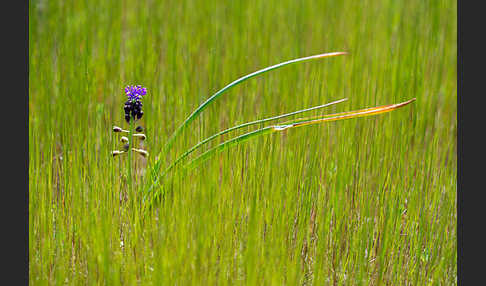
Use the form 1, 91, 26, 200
29, 0, 456, 284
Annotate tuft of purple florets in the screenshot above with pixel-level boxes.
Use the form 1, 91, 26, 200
124, 85, 146, 123
125, 85, 147, 100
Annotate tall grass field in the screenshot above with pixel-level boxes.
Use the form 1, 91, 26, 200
29, 0, 456, 284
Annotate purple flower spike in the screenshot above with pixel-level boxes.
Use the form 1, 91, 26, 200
123, 85, 147, 123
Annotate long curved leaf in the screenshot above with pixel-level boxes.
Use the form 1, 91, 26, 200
163, 52, 348, 152
184, 98, 416, 170
162, 98, 348, 175
144, 98, 347, 196
143, 98, 415, 208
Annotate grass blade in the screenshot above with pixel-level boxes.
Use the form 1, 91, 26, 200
163, 52, 348, 152
143, 98, 415, 210
279, 98, 416, 128
163, 98, 347, 174
184, 98, 416, 170
144, 98, 348, 196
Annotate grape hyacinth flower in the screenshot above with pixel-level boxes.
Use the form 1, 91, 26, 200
112, 85, 149, 190
124, 85, 147, 122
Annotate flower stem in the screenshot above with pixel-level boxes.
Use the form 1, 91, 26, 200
127, 119, 134, 192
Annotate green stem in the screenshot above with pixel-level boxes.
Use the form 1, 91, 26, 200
127, 119, 134, 192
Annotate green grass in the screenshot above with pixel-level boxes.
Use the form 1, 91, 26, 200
29, 0, 456, 284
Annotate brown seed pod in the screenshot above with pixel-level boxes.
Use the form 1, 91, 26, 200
111, 150, 126, 157
113, 126, 129, 133
132, 148, 149, 157
133, 134, 146, 140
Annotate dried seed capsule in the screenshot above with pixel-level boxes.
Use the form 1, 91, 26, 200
132, 148, 149, 157
133, 134, 146, 140
111, 150, 126, 157
113, 126, 129, 133
135, 126, 144, 132
120, 136, 129, 143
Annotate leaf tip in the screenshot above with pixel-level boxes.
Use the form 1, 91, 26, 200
314, 51, 349, 59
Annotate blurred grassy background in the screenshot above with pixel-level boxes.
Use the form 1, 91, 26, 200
30, 0, 456, 284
